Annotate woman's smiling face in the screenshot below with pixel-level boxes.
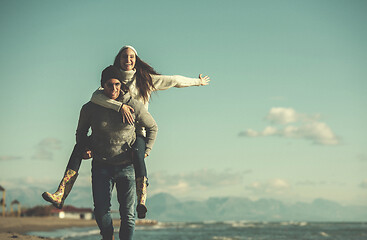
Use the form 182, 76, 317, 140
120, 48, 136, 71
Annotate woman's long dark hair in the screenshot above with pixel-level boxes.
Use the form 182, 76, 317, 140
113, 49, 159, 103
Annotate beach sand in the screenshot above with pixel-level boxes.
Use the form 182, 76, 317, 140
0, 216, 97, 239
0, 216, 157, 239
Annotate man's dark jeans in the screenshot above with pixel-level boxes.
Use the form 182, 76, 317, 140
92, 161, 136, 240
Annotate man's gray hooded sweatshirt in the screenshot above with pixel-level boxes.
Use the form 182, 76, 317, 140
76, 91, 158, 165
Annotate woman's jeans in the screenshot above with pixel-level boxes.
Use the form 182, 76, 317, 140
132, 135, 147, 178
66, 135, 147, 178
92, 161, 136, 240
66, 143, 84, 172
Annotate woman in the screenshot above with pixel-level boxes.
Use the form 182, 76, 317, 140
42, 45, 210, 218
79, 65, 157, 240
92, 45, 210, 216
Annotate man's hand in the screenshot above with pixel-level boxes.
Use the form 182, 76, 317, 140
83, 149, 93, 159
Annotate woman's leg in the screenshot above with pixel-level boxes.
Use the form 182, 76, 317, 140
41, 143, 84, 209
66, 143, 85, 172
115, 165, 136, 240
92, 161, 115, 240
132, 135, 149, 218
132, 135, 147, 178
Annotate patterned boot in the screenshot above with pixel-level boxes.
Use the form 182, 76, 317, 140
136, 176, 148, 219
42, 169, 78, 209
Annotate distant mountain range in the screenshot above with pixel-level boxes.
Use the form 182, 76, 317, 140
146, 193, 367, 222
4, 186, 367, 222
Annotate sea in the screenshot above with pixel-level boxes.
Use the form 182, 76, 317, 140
27, 221, 367, 240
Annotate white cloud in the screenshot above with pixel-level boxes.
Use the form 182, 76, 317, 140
246, 178, 291, 196
239, 129, 259, 137
0, 176, 56, 189
31, 138, 62, 160
149, 169, 251, 198
239, 127, 277, 137
262, 126, 278, 136
240, 108, 339, 145
266, 107, 298, 124
281, 121, 339, 145
271, 178, 290, 188
37, 138, 62, 149
265, 107, 321, 125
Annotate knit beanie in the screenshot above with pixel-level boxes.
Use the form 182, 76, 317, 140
121, 45, 138, 56
101, 65, 123, 87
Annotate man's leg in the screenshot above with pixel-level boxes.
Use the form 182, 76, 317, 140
116, 165, 136, 240
92, 162, 114, 240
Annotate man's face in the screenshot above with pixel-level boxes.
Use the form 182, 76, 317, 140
103, 78, 121, 100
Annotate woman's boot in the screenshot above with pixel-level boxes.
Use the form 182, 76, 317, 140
136, 176, 148, 219
42, 169, 78, 209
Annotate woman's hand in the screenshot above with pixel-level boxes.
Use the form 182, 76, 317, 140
121, 104, 135, 125
199, 74, 210, 86
83, 149, 93, 159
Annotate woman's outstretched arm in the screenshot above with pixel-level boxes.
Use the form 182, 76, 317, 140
151, 74, 210, 91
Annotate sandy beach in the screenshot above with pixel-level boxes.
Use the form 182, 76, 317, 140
0, 216, 98, 239
0, 216, 157, 239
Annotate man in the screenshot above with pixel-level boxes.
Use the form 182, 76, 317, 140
77, 65, 158, 240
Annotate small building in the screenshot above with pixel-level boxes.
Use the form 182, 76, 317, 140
51, 205, 93, 220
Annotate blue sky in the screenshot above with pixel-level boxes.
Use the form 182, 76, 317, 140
0, 0, 366, 207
